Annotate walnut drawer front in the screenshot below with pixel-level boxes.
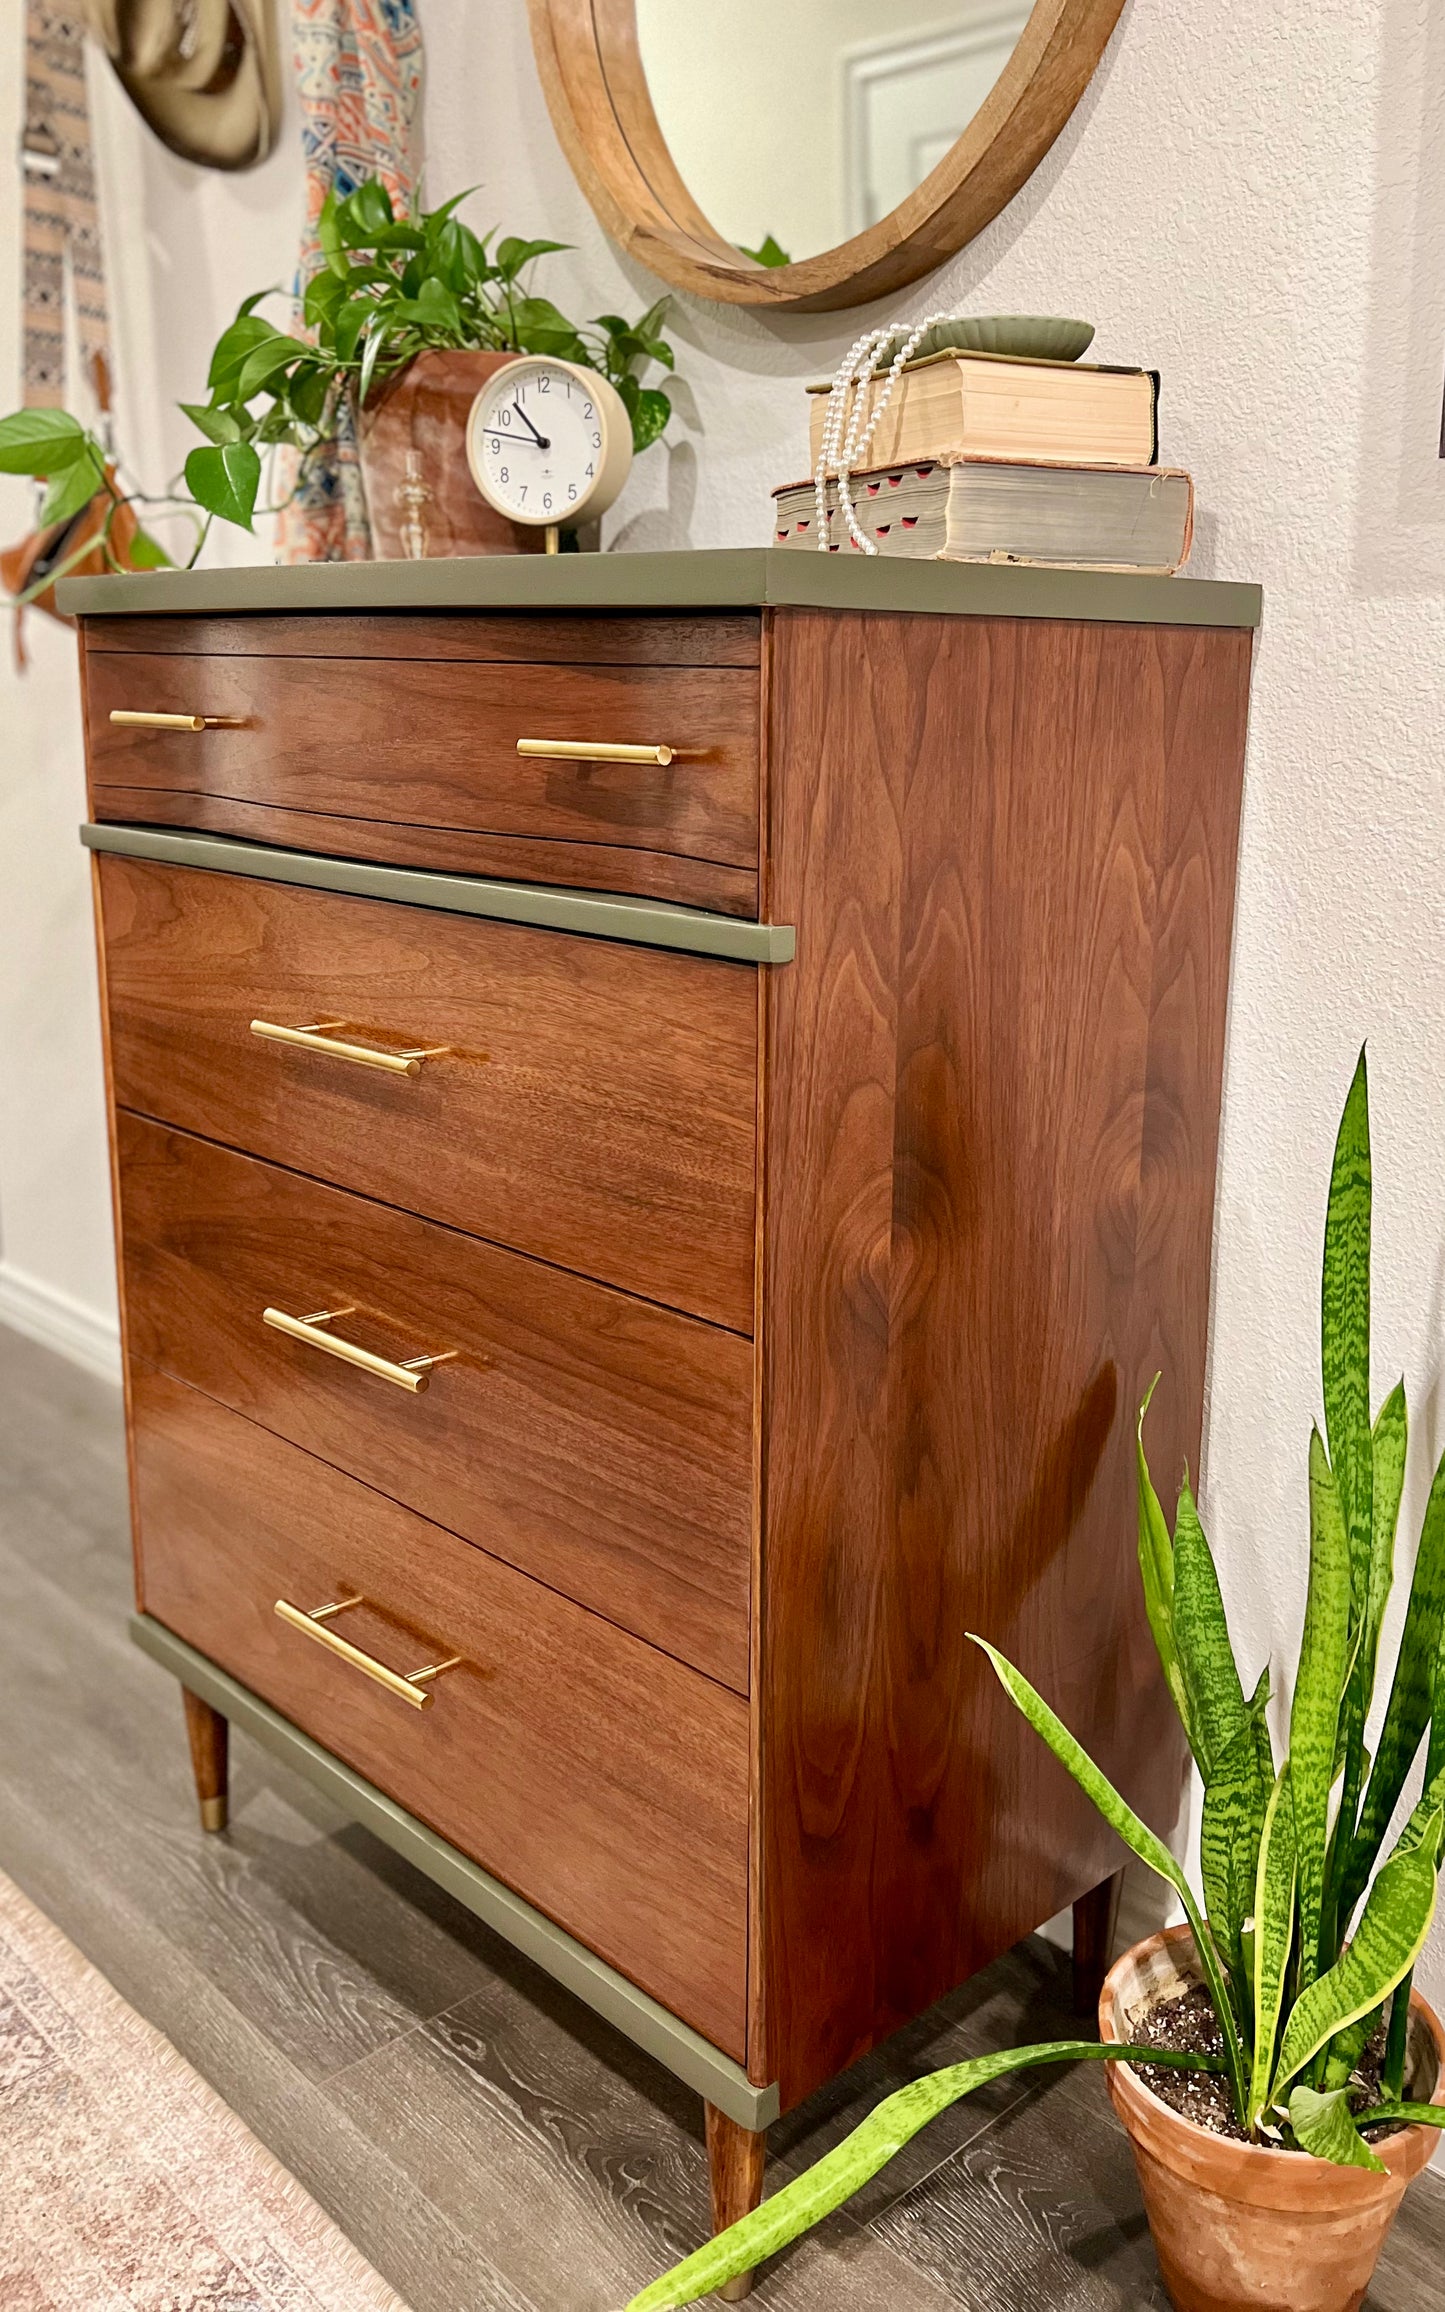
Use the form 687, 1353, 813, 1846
132, 1366, 749, 2054
84, 637, 760, 908
97, 855, 758, 1332
117, 1115, 752, 1691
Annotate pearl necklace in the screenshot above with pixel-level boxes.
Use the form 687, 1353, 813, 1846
813, 312, 956, 552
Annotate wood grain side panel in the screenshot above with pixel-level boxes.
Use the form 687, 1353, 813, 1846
132, 1365, 749, 2055
97, 857, 758, 1332
85, 652, 759, 870
88, 787, 760, 918
117, 1115, 753, 1691
759, 610, 1250, 2107
81, 612, 762, 665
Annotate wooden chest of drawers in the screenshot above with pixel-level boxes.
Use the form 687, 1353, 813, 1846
69, 548, 1259, 2267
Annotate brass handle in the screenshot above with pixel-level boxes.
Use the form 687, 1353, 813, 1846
249, 1018, 448, 1075
515, 737, 698, 767
109, 710, 246, 730
274, 1594, 462, 1708
263, 1304, 456, 1393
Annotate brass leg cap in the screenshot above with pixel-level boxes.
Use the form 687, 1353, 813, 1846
199, 1795, 228, 1833
718, 2279, 754, 2303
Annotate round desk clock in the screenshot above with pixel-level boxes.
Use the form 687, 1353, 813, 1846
465, 356, 633, 549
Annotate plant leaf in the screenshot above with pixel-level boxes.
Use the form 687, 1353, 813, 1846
347, 177, 395, 238
1361, 2101, 1445, 2128
1289, 2084, 1388, 2170
234, 334, 306, 402
1341, 1446, 1445, 1921
1321, 2004, 1382, 2092
0, 406, 89, 474
182, 441, 261, 532
495, 234, 570, 281
1174, 1476, 1250, 1779
1200, 1722, 1268, 2000
125, 526, 173, 569
1330, 1381, 1410, 1950
1322, 1047, 1373, 1630
206, 314, 278, 397
1273, 1824, 1440, 2093
623, 2040, 1221, 2311
1136, 1380, 1194, 1751
40, 444, 105, 526
1292, 1428, 1353, 1989
178, 401, 243, 446
1248, 1763, 1297, 2125
972, 1637, 1250, 2120
629, 385, 671, 452
1361, 1382, 1408, 1712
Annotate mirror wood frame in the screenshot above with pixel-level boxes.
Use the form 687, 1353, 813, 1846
528, 0, 1126, 313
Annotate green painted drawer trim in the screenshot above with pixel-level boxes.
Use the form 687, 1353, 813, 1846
59, 544, 1262, 628
82, 822, 795, 965
130, 1613, 779, 2129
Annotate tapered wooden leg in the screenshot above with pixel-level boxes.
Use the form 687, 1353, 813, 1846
182, 1688, 229, 1833
705, 2102, 767, 2302
1073, 1867, 1124, 2014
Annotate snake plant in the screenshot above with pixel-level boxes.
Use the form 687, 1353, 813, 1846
627, 1048, 1445, 2310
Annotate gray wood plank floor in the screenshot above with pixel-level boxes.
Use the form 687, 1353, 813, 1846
0, 1322, 1439, 2310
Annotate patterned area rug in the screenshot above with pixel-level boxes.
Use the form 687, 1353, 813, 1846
0, 1869, 410, 2310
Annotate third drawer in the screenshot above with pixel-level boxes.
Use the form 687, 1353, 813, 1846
117, 1113, 753, 1692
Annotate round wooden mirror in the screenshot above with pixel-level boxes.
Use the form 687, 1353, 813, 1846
529, 0, 1125, 313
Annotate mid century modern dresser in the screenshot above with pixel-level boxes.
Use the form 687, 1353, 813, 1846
63, 548, 1258, 2273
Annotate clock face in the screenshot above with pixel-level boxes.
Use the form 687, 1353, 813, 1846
465, 358, 632, 528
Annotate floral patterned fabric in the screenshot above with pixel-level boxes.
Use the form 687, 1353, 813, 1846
276, 0, 424, 562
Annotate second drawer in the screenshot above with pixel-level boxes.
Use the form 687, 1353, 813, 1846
117, 1115, 753, 1691
97, 854, 759, 1331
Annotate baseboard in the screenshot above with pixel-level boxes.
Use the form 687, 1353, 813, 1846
0, 1262, 121, 1383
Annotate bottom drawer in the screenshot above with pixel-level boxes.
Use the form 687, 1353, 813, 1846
132, 1365, 749, 2056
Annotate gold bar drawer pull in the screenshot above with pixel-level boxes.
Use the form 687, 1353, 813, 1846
515, 737, 698, 767
274, 1594, 462, 1709
249, 1018, 448, 1075
109, 710, 245, 730
262, 1304, 455, 1393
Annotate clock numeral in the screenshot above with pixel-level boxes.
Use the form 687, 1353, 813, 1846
585, 462, 594, 478
518, 484, 528, 502
591, 432, 602, 448
582, 400, 593, 419
538, 374, 550, 392
543, 493, 553, 511
497, 406, 511, 426
568, 482, 577, 501
499, 467, 508, 484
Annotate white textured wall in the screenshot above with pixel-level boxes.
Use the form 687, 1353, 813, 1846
0, 4, 296, 1374
3, 0, 1444, 2021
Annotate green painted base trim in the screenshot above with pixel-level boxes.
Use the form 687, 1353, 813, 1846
81, 823, 794, 966
130, 1614, 779, 2130
59, 544, 1262, 629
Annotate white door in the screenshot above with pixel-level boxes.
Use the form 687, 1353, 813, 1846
843, 8, 1033, 234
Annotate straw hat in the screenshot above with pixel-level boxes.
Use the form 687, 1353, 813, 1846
84, 0, 284, 171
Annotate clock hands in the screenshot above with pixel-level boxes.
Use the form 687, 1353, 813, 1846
509, 399, 550, 449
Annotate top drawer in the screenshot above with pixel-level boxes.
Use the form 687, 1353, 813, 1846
81, 614, 761, 916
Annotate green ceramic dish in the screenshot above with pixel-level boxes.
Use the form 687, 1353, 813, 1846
874, 315, 1096, 367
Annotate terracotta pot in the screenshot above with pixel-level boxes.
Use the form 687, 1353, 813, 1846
355, 349, 545, 561
1100, 1924, 1445, 2312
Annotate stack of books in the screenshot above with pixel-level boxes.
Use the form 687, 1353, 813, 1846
771, 349, 1193, 574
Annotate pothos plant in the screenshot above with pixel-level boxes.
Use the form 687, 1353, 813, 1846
181, 177, 676, 533
0, 179, 675, 581
627, 1048, 1445, 2312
